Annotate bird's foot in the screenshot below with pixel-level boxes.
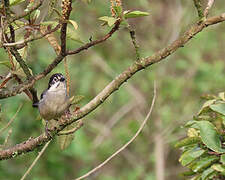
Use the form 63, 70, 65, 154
45, 121, 53, 139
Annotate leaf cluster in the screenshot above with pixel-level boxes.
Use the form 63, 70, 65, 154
176, 92, 225, 179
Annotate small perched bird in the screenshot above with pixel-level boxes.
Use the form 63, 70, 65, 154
34, 73, 70, 135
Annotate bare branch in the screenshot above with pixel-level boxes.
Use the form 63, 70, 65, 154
2, 24, 61, 49
20, 140, 52, 180
74, 82, 156, 180
60, 0, 72, 55
204, 0, 215, 17
0, 104, 23, 135
0, 13, 224, 160
67, 19, 121, 55
128, 27, 140, 60
9, 48, 39, 104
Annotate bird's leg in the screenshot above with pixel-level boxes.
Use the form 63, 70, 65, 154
45, 120, 52, 138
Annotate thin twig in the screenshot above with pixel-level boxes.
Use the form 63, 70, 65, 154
60, 0, 72, 55
2, 24, 61, 49
204, 0, 215, 17
57, 120, 83, 136
74, 82, 156, 180
20, 140, 52, 180
0, 104, 23, 135
193, 0, 204, 20
0, 129, 12, 148
127, 26, 140, 60
67, 19, 121, 55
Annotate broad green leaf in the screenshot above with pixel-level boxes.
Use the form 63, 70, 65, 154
113, 6, 123, 17
0, 61, 12, 69
175, 137, 200, 148
219, 92, 225, 101
211, 164, 225, 173
210, 103, 225, 116
182, 171, 195, 176
9, 0, 25, 6
191, 156, 219, 172
124, 10, 149, 19
198, 99, 216, 115
195, 121, 225, 153
179, 147, 205, 166
191, 174, 201, 180
220, 154, 225, 164
66, 27, 83, 44
69, 20, 78, 30
201, 168, 215, 180
185, 120, 198, 127
30, 9, 40, 21
99, 16, 117, 27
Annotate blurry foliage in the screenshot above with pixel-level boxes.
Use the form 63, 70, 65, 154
0, 0, 225, 180
176, 93, 225, 179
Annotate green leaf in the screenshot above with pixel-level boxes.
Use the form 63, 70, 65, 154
69, 20, 78, 30
210, 103, 225, 116
9, 0, 25, 6
198, 99, 216, 115
195, 121, 225, 153
30, 9, 40, 21
219, 92, 225, 101
40, 21, 58, 27
57, 123, 76, 150
191, 156, 219, 172
10, 67, 33, 77
0, 61, 12, 69
66, 27, 83, 44
99, 16, 117, 27
113, 6, 123, 17
201, 168, 216, 180
220, 154, 225, 164
175, 137, 201, 148
179, 147, 205, 166
211, 164, 225, 173
124, 10, 149, 19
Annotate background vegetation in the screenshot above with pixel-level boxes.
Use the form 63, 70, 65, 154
0, 0, 224, 179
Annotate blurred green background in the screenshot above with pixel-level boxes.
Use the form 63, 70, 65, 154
0, 0, 225, 179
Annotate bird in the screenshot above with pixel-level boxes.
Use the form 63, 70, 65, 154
34, 73, 70, 136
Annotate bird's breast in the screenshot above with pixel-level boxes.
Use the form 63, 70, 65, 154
38, 90, 69, 120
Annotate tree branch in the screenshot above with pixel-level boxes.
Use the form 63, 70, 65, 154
2, 24, 61, 49
60, 0, 72, 56
0, 13, 224, 160
0, 20, 122, 99
204, 0, 215, 17
66, 19, 121, 55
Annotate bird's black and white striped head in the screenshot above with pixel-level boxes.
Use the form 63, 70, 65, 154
48, 73, 66, 89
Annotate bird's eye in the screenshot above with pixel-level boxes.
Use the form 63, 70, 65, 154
60, 77, 65, 82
